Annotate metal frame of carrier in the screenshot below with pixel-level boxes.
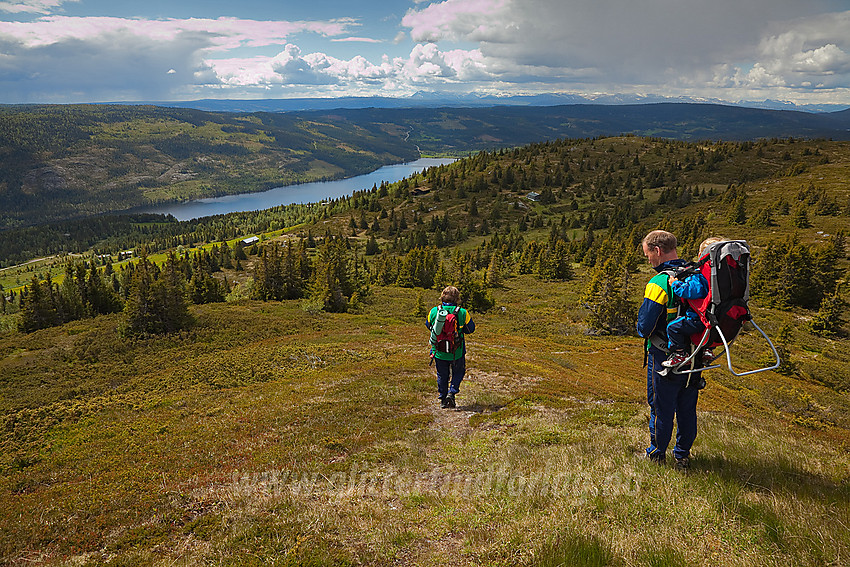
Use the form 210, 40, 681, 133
665, 240, 782, 379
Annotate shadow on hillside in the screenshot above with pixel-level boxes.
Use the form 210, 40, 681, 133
695, 453, 850, 503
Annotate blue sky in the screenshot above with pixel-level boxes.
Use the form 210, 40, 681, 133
1, 0, 849, 106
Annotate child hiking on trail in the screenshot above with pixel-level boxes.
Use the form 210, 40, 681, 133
426, 286, 475, 409
662, 237, 726, 369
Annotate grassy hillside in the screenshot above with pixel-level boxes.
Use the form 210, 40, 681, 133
1, 283, 848, 565
2, 135, 850, 565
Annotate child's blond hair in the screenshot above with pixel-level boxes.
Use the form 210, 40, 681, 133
698, 236, 727, 257
440, 286, 460, 304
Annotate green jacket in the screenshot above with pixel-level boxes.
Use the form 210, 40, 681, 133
637, 259, 688, 351
426, 304, 474, 360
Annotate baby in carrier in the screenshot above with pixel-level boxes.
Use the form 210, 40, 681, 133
662, 237, 726, 369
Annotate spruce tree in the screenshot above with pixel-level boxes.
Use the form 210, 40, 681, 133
253, 241, 310, 301
253, 243, 283, 300
19, 275, 60, 332
59, 263, 87, 321
772, 325, 797, 376
123, 253, 158, 333
310, 236, 364, 312
809, 287, 844, 337
158, 252, 191, 332
122, 251, 190, 336
727, 195, 747, 224
365, 235, 380, 256
581, 256, 636, 335
86, 261, 122, 315
485, 250, 503, 288
792, 206, 812, 228
451, 252, 493, 312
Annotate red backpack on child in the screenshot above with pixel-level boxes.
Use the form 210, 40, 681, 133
434, 309, 460, 354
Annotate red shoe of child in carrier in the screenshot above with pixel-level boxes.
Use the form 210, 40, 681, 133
662, 351, 689, 368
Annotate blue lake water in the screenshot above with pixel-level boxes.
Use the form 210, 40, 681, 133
140, 158, 456, 221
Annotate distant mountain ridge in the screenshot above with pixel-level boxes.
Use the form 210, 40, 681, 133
108, 99, 850, 144
132, 93, 850, 114
291, 103, 850, 153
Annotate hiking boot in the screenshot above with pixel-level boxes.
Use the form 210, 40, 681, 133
440, 396, 450, 409
662, 351, 689, 368
445, 393, 456, 409
675, 456, 691, 471
645, 452, 665, 464
702, 348, 716, 363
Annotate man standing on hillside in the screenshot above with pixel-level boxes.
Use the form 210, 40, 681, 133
426, 286, 475, 409
636, 230, 700, 470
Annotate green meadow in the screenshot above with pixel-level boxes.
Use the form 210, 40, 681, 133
2, 277, 848, 566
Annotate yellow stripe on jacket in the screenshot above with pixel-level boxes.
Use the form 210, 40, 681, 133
644, 281, 668, 305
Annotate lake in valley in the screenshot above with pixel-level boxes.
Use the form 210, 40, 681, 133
140, 158, 456, 221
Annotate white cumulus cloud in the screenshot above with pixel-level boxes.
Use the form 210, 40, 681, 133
207, 42, 488, 90
401, 0, 850, 98
1, 1, 849, 104
402, 0, 513, 43
0, 15, 358, 101
0, 0, 77, 14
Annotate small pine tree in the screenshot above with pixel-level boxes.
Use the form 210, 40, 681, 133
832, 231, 847, 259
792, 206, 812, 228
808, 287, 844, 337
18, 275, 60, 333
414, 290, 427, 318
581, 256, 636, 335
748, 206, 775, 228
537, 241, 574, 281
772, 325, 797, 376
122, 251, 191, 336
485, 250, 503, 288
727, 195, 747, 225
365, 235, 380, 256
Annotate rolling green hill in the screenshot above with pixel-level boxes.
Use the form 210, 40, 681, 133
4, 102, 850, 232
1, 135, 849, 565
0, 105, 420, 230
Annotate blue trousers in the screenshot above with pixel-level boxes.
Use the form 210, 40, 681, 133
434, 356, 465, 399
646, 348, 699, 460
667, 315, 705, 353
